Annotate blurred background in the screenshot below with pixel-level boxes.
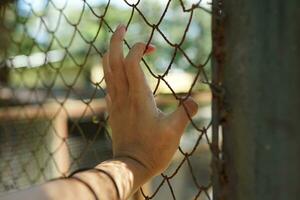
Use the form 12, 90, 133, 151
0, 0, 213, 199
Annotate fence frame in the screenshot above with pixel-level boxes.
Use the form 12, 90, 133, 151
214, 0, 300, 199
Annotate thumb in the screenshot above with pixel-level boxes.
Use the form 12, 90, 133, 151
166, 97, 198, 135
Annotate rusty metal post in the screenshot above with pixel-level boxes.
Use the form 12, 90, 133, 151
212, 0, 300, 199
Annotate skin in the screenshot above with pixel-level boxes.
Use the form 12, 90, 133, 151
0, 24, 198, 200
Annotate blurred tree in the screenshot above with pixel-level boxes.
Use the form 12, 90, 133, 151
4, 0, 211, 91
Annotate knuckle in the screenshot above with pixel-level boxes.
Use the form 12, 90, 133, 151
125, 42, 146, 65
124, 56, 136, 67
132, 42, 146, 51
111, 32, 122, 43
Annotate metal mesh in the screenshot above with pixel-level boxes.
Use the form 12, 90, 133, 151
0, 0, 219, 199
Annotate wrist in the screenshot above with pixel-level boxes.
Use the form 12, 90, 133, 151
113, 156, 152, 180
95, 156, 152, 199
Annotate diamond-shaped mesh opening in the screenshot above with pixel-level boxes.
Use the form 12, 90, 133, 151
0, 0, 219, 199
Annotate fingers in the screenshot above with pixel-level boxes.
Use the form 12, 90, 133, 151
102, 52, 115, 99
166, 98, 198, 135
109, 25, 128, 95
105, 25, 156, 102
124, 42, 156, 92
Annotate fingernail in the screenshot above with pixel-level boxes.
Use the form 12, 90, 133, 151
180, 97, 198, 116
116, 24, 126, 38
144, 44, 156, 54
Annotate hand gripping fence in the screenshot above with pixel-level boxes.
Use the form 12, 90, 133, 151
0, 0, 222, 199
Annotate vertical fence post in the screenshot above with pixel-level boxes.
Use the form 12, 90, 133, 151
0, 5, 10, 86
212, 0, 300, 200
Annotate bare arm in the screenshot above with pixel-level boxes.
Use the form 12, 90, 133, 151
1, 24, 198, 200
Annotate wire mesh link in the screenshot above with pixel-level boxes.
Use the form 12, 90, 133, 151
0, 0, 217, 199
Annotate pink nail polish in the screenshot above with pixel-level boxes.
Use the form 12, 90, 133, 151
144, 44, 156, 54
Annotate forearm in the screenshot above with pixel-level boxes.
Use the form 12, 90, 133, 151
73, 157, 150, 199
1, 178, 95, 200
1, 158, 150, 200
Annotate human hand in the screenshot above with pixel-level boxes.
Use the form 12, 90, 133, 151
103, 24, 198, 177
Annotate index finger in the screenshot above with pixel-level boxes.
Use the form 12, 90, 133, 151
109, 25, 128, 93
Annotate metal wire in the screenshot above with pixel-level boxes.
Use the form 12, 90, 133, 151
0, 0, 217, 199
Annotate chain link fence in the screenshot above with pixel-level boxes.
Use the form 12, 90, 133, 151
0, 0, 219, 199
